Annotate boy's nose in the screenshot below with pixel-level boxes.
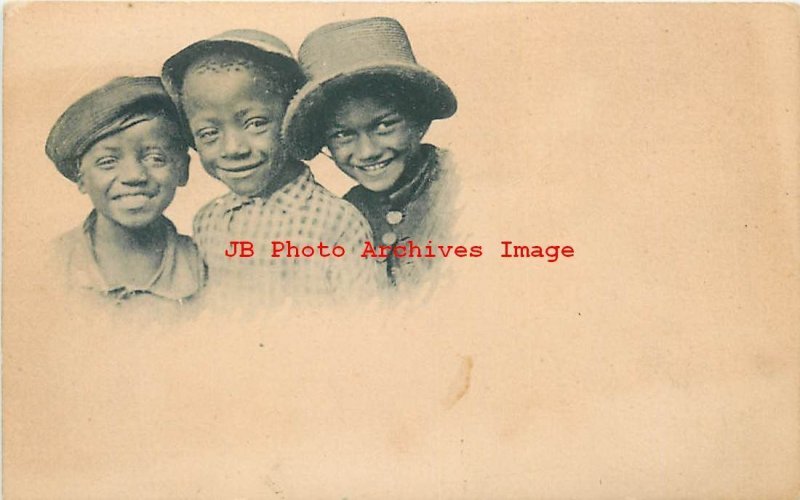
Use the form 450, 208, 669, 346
118, 158, 148, 184
354, 134, 382, 163
221, 130, 251, 159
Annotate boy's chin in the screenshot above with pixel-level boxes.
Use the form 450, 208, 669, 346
344, 160, 406, 193
355, 173, 403, 193
107, 215, 162, 231
225, 182, 270, 198
219, 171, 281, 197
103, 205, 165, 228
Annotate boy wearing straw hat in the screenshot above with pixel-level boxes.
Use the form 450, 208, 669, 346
162, 30, 382, 299
283, 17, 460, 288
46, 76, 206, 308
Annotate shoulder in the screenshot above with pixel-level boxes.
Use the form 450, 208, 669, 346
167, 216, 202, 260
343, 185, 370, 208
192, 193, 234, 229
429, 145, 455, 178
306, 176, 367, 221
176, 234, 207, 277
48, 224, 85, 272
52, 224, 85, 252
175, 232, 202, 261
432, 145, 452, 162
46, 221, 91, 290
424, 145, 459, 198
195, 193, 232, 218
167, 221, 208, 292
302, 178, 371, 239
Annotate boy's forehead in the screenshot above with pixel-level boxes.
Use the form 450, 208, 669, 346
326, 81, 427, 127
181, 64, 290, 107
184, 67, 259, 92
184, 51, 286, 86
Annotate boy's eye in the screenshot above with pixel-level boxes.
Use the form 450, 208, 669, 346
142, 152, 167, 167
375, 117, 403, 134
244, 117, 270, 132
328, 130, 355, 144
194, 128, 219, 143
95, 156, 118, 169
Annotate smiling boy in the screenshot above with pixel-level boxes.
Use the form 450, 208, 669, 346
282, 18, 460, 288
46, 76, 206, 307
161, 30, 382, 298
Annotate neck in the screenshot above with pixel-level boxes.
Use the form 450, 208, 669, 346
256, 159, 304, 199
382, 144, 433, 197
402, 145, 428, 178
93, 213, 166, 253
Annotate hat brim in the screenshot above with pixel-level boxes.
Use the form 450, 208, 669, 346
282, 63, 457, 160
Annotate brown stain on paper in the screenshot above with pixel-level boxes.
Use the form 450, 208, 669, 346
443, 356, 473, 410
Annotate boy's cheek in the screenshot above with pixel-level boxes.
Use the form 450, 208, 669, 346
200, 161, 221, 180
328, 147, 350, 168
173, 153, 191, 186
257, 133, 287, 158
193, 149, 220, 179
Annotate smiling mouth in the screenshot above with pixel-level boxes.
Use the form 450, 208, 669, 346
219, 161, 263, 174
112, 192, 157, 210
112, 192, 155, 200
354, 158, 394, 174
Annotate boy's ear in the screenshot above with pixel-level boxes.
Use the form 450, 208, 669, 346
75, 162, 87, 194
177, 152, 190, 187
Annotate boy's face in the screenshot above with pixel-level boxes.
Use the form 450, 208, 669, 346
181, 65, 289, 197
325, 96, 427, 193
78, 116, 189, 229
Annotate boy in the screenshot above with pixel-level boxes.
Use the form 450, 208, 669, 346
161, 30, 382, 299
282, 17, 459, 288
46, 76, 206, 308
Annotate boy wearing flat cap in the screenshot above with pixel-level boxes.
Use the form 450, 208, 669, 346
46, 76, 206, 307
283, 17, 459, 288
162, 30, 382, 299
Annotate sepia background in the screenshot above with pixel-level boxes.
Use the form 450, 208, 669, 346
4, 2, 799, 498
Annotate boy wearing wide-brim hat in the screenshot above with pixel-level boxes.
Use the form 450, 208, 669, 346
161, 30, 382, 300
282, 17, 460, 288
46, 76, 206, 308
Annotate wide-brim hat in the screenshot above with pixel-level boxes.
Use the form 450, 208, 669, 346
45, 76, 178, 182
282, 17, 457, 161
161, 29, 304, 147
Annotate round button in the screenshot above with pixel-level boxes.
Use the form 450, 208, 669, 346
385, 210, 403, 225
381, 232, 398, 245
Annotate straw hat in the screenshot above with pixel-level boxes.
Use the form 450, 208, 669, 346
282, 17, 457, 160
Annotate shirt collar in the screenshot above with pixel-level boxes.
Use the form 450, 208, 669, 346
382, 144, 438, 209
68, 210, 201, 302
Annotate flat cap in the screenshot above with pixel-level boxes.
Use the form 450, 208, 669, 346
46, 76, 178, 182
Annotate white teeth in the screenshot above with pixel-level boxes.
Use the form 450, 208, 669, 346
116, 193, 150, 200
358, 160, 391, 172
116, 194, 151, 208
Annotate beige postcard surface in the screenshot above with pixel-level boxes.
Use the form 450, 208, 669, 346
3, 2, 800, 498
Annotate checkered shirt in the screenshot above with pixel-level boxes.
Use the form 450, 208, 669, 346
193, 164, 382, 297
